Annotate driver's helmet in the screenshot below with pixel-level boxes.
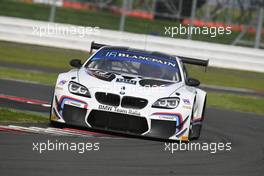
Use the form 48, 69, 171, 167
139, 63, 162, 78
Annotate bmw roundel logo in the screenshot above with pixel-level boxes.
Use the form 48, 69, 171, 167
120, 86, 126, 95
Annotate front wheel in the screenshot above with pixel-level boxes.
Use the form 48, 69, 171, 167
189, 97, 206, 140
49, 120, 64, 128
189, 124, 202, 140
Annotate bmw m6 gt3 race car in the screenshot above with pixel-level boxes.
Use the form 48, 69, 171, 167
50, 42, 209, 141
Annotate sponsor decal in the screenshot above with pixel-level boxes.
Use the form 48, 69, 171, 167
158, 115, 176, 120
58, 80, 67, 86
93, 70, 112, 78
66, 100, 82, 108
98, 105, 141, 116
92, 49, 179, 70
127, 109, 141, 116
60, 96, 88, 110
183, 99, 191, 105
116, 78, 137, 85
98, 104, 113, 111
104, 51, 177, 68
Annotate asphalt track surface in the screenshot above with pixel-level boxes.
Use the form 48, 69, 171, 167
0, 79, 264, 176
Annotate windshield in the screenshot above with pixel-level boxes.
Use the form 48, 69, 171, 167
85, 48, 181, 82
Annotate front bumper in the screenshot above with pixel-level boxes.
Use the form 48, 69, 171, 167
51, 95, 191, 141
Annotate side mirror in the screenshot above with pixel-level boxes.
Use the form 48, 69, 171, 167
186, 78, 200, 87
70, 59, 82, 68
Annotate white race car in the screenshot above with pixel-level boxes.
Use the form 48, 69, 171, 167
50, 42, 208, 141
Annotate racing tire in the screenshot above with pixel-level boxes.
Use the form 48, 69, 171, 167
189, 97, 206, 140
189, 124, 202, 140
49, 120, 64, 128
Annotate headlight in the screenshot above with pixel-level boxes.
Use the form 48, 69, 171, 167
152, 97, 180, 109
68, 81, 91, 97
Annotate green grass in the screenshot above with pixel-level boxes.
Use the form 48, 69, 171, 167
207, 92, 264, 115
0, 67, 57, 85
187, 65, 264, 91
0, 41, 88, 70
0, 108, 48, 123
0, 0, 262, 45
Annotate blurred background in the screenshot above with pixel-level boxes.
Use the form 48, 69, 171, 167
0, 0, 263, 117
0, 0, 263, 48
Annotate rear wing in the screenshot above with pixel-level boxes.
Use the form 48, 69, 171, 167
177, 56, 209, 67
90, 41, 107, 53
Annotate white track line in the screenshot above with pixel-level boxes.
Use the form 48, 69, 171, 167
1, 125, 123, 139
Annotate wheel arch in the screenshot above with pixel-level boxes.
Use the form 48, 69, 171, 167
192, 88, 207, 122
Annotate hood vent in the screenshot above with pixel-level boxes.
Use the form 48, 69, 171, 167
88, 70, 116, 82
139, 79, 172, 87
